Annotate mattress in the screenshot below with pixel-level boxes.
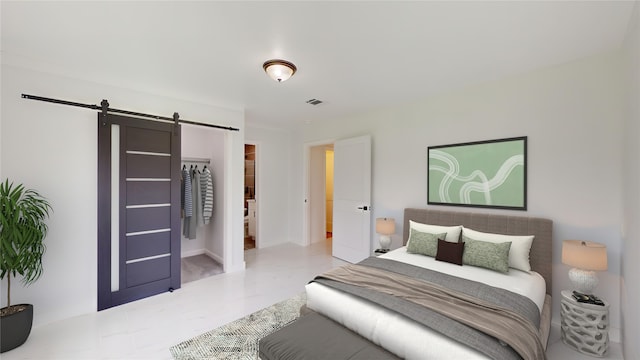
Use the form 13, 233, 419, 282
305, 247, 547, 360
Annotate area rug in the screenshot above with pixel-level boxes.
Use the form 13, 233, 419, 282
170, 293, 306, 360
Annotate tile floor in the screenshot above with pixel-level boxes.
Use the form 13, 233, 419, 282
3, 241, 624, 359
546, 323, 624, 359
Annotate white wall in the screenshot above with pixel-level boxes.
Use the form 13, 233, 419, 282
206, 129, 227, 259
621, 1, 640, 359
180, 124, 225, 262
287, 51, 625, 339
244, 125, 292, 248
0, 64, 245, 327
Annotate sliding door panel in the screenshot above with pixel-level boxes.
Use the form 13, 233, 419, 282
125, 207, 171, 233
126, 127, 171, 153
126, 257, 171, 287
126, 231, 171, 260
126, 154, 171, 178
98, 113, 181, 310
126, 182, 171, 205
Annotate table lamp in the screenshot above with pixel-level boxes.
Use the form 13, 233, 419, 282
561, 239, 608, 295
375, 218, 395, 251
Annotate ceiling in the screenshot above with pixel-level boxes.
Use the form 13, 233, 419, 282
1, 1, 635, 128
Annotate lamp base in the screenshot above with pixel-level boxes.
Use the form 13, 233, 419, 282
568, 268, 598, 295
379, 235, 391, 250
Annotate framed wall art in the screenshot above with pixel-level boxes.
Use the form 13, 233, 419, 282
428, 136, 527, 210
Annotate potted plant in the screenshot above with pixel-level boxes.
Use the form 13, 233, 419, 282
0, 180, 51, 353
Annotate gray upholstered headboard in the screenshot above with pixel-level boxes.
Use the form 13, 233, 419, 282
403, 208, 553, 295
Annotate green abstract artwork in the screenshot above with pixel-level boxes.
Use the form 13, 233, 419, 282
428, 137, 527, 210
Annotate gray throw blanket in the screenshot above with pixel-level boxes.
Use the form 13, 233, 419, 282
312, 257, 546, 360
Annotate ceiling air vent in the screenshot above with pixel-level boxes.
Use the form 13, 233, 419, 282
306, 98, 323, 106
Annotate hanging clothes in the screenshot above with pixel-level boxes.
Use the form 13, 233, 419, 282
183, 167, 200, 239
182, 166, 193, 218
181, 162, 213, 239
193, 169, 204, 228
201, 167, 214, 224
182, 167, 193, 238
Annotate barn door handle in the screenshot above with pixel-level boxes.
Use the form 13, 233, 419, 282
357, 206, 369, 211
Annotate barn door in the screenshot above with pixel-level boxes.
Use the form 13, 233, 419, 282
97, 113, 181, 310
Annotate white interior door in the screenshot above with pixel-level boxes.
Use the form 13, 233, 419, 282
332, 135, 371, 263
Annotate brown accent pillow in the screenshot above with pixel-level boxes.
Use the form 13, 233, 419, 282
435, 239, 465, 266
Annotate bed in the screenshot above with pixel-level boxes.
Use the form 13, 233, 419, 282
260, 208, 553, 360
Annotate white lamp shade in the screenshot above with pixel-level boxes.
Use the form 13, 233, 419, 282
376, 218, 395, 235
562, 240, 608, 271
263, 59, 297, 82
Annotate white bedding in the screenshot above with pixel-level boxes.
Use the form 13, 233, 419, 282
305, 247, 547, 360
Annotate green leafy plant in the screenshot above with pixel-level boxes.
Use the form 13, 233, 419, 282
0, 180, 51, 315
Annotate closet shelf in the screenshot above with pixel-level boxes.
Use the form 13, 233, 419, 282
182, 157, 210, 164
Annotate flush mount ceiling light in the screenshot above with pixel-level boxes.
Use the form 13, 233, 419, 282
263, 59, 297, 82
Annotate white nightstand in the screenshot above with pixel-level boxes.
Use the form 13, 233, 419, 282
560, 290, 609, 357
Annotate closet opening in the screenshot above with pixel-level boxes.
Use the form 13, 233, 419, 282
244, 144, 257, 251
180, 124, 226, 284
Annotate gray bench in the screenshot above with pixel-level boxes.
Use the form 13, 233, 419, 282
259, 311, 400, 360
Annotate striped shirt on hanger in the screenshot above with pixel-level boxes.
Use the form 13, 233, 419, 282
202, 167, 214, 224
182, 167, 193, 218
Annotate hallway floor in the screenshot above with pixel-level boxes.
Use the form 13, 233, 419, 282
244, 235, 255, 250
2, 242, 623, 359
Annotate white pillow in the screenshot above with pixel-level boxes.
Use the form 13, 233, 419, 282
462, 227, 534, 272
409, 221, 462, 243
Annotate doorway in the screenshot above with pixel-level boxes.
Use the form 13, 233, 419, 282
244, 144, 257, 250
325, 148, 334, 253
309, 144, 334, 250
305, 136, 372, 263
180, 124, 226, 284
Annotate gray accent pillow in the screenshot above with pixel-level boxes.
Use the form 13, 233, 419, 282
462, 235, 512, 273
406, 229, 447, 257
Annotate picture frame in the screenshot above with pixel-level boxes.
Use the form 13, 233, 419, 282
428, 136, 527, 210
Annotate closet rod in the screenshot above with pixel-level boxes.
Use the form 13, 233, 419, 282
21, 93, 240, 132
182, 157, 210, 164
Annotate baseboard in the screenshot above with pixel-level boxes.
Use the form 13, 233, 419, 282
609, 326, 621, 343
182, 248, 224, 264
181, 249, 205, 258
226, 261, 246, 273
204, 249, 224, 264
